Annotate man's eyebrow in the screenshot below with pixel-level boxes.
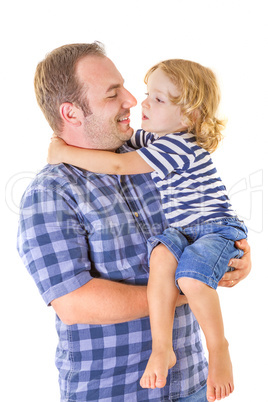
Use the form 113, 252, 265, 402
106, 83, 123, 93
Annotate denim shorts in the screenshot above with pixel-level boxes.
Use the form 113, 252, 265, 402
148, 217, 247, 290
170, 384, 208, 401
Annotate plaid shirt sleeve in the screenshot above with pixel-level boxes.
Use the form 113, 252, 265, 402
17, 170, 93, 305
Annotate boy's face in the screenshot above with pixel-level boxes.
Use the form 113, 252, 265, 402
141, 68, 187, 136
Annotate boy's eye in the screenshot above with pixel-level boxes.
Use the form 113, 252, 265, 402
145, 93, 164, 103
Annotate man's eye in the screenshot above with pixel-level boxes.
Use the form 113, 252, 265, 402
108, 94, 118, 99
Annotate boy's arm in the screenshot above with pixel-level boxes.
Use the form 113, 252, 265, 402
47, 136, 154, 175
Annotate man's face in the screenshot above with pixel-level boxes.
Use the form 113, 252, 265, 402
76, 55, 137, 150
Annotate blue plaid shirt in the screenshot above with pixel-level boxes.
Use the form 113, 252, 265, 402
17, 146, 208, 401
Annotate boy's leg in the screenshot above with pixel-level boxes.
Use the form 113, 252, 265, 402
177, 277, 234, 402
140, 244, 179, 389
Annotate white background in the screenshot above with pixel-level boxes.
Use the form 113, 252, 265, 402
2, 1, 267, 401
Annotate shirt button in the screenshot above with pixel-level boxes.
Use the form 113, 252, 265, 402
134, 212, 139, 217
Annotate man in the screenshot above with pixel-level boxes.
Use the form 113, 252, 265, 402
17, 43, 251, 401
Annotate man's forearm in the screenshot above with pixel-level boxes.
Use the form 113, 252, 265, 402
51, 278, 149, 325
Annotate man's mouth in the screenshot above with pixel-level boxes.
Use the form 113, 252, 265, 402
117, 114, 130, 124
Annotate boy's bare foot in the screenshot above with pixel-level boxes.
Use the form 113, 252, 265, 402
140, 348, 176, 389
206, 342, 234, 401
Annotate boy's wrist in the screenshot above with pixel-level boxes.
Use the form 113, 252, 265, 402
59, 142, 70, 164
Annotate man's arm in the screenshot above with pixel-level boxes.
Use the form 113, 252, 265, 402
51, 279, 149, 325
18, 175, 251, 326
51, 239, 251, 325
51, 278, 188, 325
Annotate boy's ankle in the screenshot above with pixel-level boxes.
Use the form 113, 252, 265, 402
151, 342, 174, 354
207, 337, 229, 353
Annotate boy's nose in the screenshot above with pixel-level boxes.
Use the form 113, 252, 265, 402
141, 98, 149, 108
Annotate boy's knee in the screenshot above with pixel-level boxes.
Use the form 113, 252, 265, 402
150, 244, 177, 265
177, 277, 207, 295
151, 244, 171, 258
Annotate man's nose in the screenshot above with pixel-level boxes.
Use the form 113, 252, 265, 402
122, 89, 137, 108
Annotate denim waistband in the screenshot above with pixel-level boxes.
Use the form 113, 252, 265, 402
180, 216, 242, 230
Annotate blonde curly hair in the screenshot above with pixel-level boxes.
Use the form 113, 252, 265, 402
144, 59, 226, 153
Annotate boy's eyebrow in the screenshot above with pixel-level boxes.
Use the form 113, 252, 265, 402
151, 87, 166, 95
148, 86, 166, 96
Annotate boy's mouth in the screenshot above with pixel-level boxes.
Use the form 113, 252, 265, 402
142, 113, 149, 120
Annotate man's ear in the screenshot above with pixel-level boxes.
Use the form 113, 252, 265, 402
60, 102, 82, 127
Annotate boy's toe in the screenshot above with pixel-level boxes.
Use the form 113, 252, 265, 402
207, 384, 216, 401
155, 375, 166, 388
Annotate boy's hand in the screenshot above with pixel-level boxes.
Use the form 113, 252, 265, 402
47, 135, 68, 165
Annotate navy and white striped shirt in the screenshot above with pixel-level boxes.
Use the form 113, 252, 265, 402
17, 144, 208, 401
131, 130, 236, 227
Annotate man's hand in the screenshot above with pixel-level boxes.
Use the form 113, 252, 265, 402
219, 239, 251, 288
47, 135, 68, 165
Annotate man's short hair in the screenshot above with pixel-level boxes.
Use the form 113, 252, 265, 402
34, 42, 106, 132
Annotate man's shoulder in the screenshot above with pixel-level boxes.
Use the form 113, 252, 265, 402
21, 163, 95, 204
25, 164, 76, 192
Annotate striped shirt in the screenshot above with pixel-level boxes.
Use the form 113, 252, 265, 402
17, 144, 208, 401
130, 130, 236, 227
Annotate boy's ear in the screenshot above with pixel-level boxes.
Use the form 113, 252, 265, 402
60, 102, 82, 127
191, 109, 201, 123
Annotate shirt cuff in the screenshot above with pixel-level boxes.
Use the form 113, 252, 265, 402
43, 271, 92, 306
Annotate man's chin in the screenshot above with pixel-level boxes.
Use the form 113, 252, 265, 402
116, 126, 133, 143
124, 126, 134, 140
